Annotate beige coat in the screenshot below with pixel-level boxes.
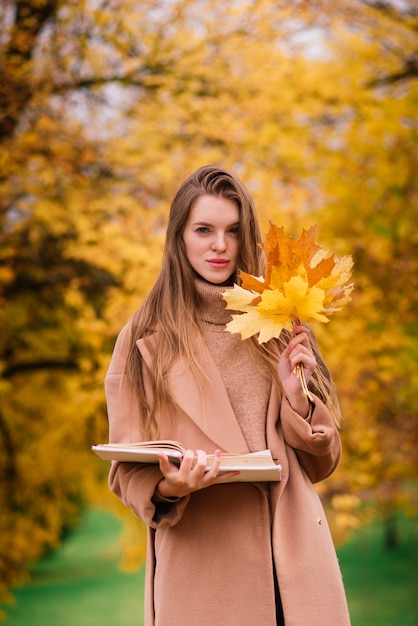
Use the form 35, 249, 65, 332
106, 325, 351, 626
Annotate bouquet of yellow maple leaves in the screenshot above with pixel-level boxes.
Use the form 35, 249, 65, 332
222, 224, 354, 399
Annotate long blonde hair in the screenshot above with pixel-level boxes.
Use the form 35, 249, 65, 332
126, 165, 341, 437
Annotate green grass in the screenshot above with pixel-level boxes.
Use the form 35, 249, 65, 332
337, 513, 418, 626
1, 509, 417, 625
1, 509, 144, 626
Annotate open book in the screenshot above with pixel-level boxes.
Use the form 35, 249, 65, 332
92, 441, 282, 482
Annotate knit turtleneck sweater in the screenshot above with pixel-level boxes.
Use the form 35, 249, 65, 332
196, 280, 272, 453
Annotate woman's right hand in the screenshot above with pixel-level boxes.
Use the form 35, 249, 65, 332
155, 449, 235, 499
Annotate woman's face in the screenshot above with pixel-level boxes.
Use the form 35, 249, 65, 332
182, 194, 240, 285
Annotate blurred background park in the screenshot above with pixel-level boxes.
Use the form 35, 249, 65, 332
0, 0, 417, 624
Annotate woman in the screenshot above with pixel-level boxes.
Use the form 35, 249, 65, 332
105, 165, 351, 626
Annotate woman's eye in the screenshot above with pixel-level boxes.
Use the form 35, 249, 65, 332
229, 227, 240, 235
196, 227, 210, 233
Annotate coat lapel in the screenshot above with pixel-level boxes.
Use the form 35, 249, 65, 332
137, 335, 249, 453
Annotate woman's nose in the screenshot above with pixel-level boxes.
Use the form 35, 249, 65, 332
211, 233, 226, 251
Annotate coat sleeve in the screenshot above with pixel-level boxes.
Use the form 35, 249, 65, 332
279, 395, 342, 483
105, 323, 190, 529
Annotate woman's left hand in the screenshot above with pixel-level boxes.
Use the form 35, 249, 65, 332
278, 324, 317, 417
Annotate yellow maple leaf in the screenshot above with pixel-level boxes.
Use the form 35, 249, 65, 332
259, 275, 330, 324
223, 224, 354, 344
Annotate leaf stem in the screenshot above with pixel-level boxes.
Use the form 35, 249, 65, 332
292, 318, 314, 402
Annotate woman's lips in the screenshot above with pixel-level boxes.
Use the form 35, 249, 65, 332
207, 259, 229, 268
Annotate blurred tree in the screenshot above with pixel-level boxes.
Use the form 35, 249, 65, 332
0, 0, 166, 600
308, 1, 418, 544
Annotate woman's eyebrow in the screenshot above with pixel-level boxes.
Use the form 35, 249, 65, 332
191, 221, 240, 227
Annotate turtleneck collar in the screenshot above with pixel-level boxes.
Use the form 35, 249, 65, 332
195, 279, 235, 327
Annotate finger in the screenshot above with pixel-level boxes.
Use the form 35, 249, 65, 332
193, 449, 208, 476
180, 449, 195, 471
158, 453, 180, 477
292, 323, 310, 336
283, 335, 309, 360
292, 323, 310, 334
204, 450, 221, 478
291, 358, 317, 384
290, 350, 316, 371
289, 344, 313, 363
289, 331, 311, 352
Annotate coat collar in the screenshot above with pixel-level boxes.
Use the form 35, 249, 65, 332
137, 334, 250, 453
